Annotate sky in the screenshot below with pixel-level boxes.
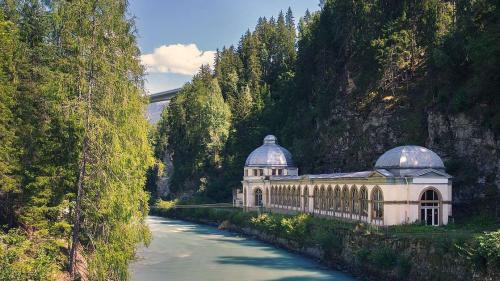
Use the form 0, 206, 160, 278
129, 0, 320, 94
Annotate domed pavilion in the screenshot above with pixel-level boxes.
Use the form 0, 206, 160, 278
235, 136, 453, 226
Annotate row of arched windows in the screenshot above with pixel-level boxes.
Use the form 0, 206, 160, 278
248, 185, 443, 226
268, 184, 384, 222
270, 186, 301, 208
312, 185, 383, 221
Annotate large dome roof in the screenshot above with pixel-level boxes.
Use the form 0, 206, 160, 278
375, 145, 444, 170
245, 135, 294, 167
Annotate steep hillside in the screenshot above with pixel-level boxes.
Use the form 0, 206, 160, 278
154, 0, 500, 216
282, 0, 500, 215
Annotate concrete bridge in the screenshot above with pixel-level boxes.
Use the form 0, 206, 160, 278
149, 88, 182, 103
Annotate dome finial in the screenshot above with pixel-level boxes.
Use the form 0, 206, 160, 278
263, 135, 277, 144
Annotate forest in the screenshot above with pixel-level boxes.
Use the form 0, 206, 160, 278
0, 0, 499, 280
0, 0, 152, 279
154, 0, 500, 218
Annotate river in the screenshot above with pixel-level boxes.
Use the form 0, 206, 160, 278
130, 216, 356, 281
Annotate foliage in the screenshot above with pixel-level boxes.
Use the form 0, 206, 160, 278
154, 9, 297, 201
159, 67, 231, 197
155, 199, 178, 210
153, 0, 500, 216
368, 246, 398, 269
0, 229, 60, 281
459, 230, 500, 273
0, 0, 153, 279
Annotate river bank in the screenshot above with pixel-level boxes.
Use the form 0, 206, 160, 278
151, 205, 499, 281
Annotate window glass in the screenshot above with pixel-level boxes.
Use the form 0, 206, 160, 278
372, 188, 383, 219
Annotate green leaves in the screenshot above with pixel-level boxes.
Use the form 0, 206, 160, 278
0, 0, 154, 279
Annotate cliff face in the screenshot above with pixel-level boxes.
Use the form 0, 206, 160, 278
156, 151, 173, 199
298, 97, 499, 215
427, 112, 499, 211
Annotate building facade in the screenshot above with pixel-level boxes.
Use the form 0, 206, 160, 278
234, 135, 453, 226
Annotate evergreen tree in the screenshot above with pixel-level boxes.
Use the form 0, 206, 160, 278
53, 1, 153, 279
0, 0, 154, 279
0, 9, 20, 228
165, 66, 231, 196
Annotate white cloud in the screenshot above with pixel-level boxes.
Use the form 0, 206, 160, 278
141, 43, 216, 75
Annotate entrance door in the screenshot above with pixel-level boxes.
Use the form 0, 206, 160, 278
421, 207, 439, 226
255, 189, 263, 207
420, 189, 440, 226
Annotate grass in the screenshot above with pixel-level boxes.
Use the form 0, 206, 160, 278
386, 215, 500, 239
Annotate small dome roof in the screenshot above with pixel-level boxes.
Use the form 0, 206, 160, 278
245, 135, 294, 167
375, 145, 444, 170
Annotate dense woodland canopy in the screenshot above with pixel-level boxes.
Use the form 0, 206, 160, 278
155, 0, 500, 215
0, 0, 152, 279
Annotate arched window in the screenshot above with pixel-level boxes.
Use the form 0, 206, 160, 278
266, 188, 269, 205
313, 186, 319, 210
291, 187, 296, 208
282, 186, 286, 206
420, 188, 441, 226
255, 188, 263, 207
351, 186, 359, 217
372, 187, 384, 222
277, 186, 282, 206
334, 186, 341, 213
360, 186, 368, 218
287, 186, 290, 207
295, 186, 300, 208
342, 185, 349, 215
284, 186, 288, 206
296, 186, 300, 208
327, 186, 333, 215
243, 187, 247, 206
320, 186, 325, 211
303, 186, 309, 211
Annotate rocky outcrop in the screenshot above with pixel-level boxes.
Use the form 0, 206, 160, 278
156, 150, 173, 199
427, 112, 500, 207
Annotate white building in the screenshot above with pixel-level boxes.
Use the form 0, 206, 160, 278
234, 135, 453, 226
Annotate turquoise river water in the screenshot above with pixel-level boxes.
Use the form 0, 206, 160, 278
130, 216, 356, 281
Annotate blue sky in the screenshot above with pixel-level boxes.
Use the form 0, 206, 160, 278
129, 0, 320, 94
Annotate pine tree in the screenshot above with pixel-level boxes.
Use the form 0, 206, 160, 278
0, 9, 20, 228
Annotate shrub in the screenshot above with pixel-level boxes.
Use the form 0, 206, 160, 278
396, 255, 412, 279
0, 230, 59, 281
460, 230, 500, 273
155, 199, 178, 210
280, 213, 310, 246
250, 213, 282, 234
355, 248, 370, 264
369, 246, 398, 269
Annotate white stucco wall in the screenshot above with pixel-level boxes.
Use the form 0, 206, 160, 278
240, 177, 452, 226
